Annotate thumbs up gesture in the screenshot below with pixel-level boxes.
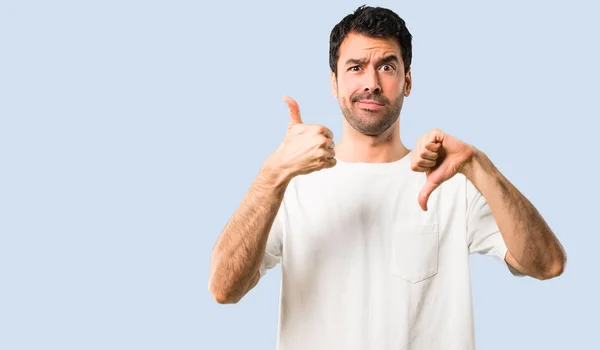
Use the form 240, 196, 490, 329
410, 128, 475, 211
266, 96, 337, 179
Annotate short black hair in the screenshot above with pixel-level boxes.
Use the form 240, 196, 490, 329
329, 5, 412, 76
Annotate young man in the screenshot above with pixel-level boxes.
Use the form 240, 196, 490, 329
208, 5, 566, 350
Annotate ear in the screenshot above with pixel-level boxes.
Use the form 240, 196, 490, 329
404, 68, 412, 97
330, 70, 338, 99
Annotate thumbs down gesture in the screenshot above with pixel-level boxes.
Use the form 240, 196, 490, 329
410, 128, 476, 211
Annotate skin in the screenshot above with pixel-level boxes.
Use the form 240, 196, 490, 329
209, 30, 566, 304
331, 32, 412, 163
331, 32, 565, 280
410, 130, 566, 279
208, 98, 335, 304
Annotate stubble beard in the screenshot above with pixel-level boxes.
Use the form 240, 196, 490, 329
340, 90, 404, 136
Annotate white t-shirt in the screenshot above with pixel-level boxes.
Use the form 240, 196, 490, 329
259, 151, 522, 350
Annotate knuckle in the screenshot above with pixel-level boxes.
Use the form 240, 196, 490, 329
315, 125, 333, 137
313, 147, 326, 158
314, 136, 326, 148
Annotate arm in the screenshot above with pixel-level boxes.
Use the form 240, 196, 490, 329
208, 162, 289, 304
411, 128, 567, 280
208, 96, 336, 304
461, 149, 567, 280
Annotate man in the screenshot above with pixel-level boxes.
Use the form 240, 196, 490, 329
208, 5, 566, 350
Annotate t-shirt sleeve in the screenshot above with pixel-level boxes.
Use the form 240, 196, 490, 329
465, 178, 524, 277
258, 203, 284, 278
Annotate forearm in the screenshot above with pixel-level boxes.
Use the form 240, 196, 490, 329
209, 162, 290, 303
462, 149, 566, 279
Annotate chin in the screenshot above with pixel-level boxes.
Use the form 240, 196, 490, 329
354, 122, 389, 136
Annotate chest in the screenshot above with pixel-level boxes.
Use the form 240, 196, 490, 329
280, 172, 467, 280
285, 173, 439, 239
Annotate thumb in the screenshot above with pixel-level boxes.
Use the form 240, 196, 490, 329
283, 96, 303, 125
418, 175, 441, 211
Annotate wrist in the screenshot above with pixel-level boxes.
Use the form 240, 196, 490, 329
459, 147, 481, 179
261, 155, 294, 188
460, 148, 497, 187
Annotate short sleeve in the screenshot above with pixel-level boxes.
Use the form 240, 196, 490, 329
258, 204, 284, 278
466, 178, 524, 276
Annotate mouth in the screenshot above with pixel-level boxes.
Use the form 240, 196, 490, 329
356, 99, 384, 110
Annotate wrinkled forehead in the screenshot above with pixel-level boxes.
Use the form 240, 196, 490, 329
338, 32, 402, 63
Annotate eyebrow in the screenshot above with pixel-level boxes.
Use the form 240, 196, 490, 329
379, 55, 399, 65
344, 54, 399, 67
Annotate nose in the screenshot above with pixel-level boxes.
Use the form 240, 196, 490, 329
363, 68, 381, 94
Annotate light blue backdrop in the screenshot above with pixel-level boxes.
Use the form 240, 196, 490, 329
1, 0, 597, 349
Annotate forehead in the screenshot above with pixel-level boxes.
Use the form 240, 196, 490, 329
338, 32, 402, 61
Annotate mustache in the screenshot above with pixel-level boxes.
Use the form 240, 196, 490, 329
351, 92, 389, 105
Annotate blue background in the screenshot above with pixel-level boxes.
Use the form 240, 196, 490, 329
1, 0, 597, 349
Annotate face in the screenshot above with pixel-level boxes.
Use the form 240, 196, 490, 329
331, 32, 412, 136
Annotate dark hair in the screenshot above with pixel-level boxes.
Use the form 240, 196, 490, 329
329, 5, 412, 75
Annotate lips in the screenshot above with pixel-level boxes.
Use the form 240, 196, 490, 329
357, 100, 384, 106
356, 100, 385, 110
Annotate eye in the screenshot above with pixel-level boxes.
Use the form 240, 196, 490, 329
380, 64, 395, 72
348, 66, 361, 72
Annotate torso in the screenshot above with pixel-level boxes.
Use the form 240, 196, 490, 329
272, 153, 481, 350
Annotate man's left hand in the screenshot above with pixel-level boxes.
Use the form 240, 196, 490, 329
410, 128, 476, 211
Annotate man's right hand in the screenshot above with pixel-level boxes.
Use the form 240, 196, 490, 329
265, 96, 337, 179
209, 96, 336, 304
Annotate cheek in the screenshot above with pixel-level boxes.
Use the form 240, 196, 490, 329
383, 76, 403, 94
338, 79, 360, 101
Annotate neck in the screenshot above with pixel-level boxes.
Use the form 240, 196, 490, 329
335, 119, 410, 163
